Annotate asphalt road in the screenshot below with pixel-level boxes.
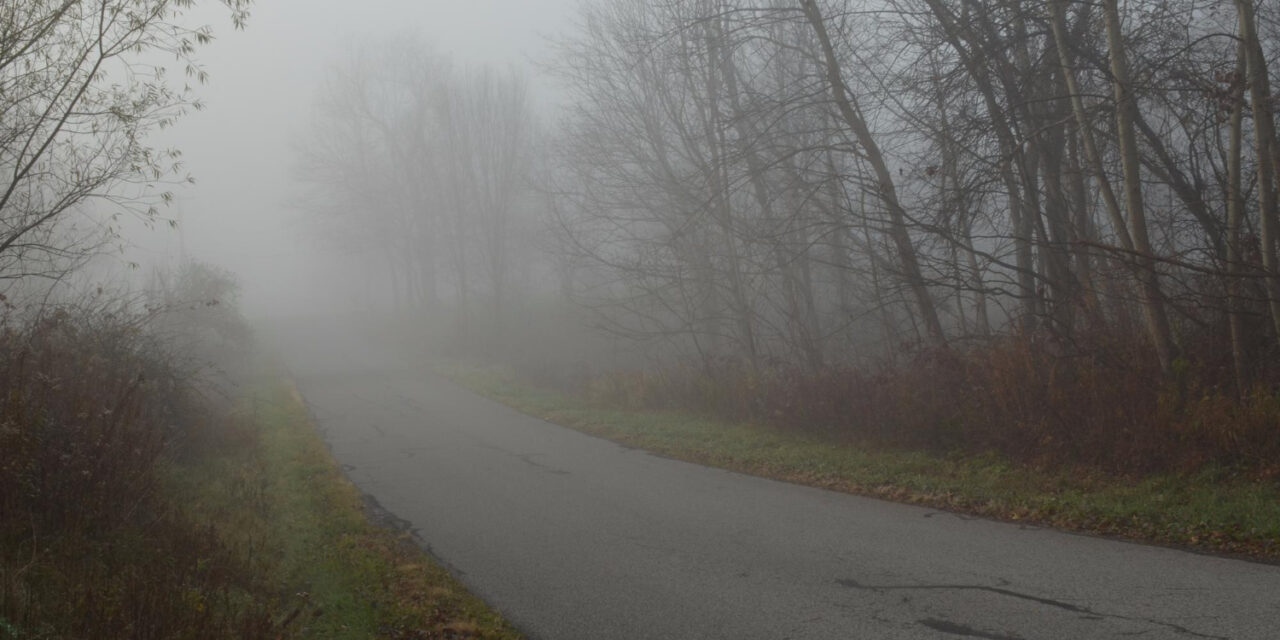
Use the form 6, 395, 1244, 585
268, 321, 1280, 640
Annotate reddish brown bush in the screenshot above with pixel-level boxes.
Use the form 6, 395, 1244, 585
574, 330, 1280, 475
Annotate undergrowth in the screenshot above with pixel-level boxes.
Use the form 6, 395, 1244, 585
0, 283, 521, 639
546, 332, 1280, 477
0, 300, 285, 639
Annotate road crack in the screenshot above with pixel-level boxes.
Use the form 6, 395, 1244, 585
834, 578, 1229, 639
475, 442, 572, 476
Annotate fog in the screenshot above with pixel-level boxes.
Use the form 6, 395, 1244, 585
107, 0, 1280, 379
0, 0, 1272, 418
5, 2, 1280, 637
133, 0, 576, 320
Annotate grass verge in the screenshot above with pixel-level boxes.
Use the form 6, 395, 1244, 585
442, 361, 1280, 562
168, 372, 523, 640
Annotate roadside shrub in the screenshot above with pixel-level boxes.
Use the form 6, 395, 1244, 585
571, 330, 1280, 475
0, 304, 182, 532
0, 297, 286, 639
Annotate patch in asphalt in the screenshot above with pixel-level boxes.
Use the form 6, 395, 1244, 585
919, 618, 1024, 640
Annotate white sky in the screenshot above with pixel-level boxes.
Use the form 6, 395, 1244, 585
128, 0, 578, 318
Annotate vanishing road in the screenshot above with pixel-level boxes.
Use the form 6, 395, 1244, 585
268, 320, 1280, 640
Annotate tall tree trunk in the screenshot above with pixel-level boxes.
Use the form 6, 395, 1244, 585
800, 0, 945, 347
1038, 129, 1079, 337
1023, 14, 1080, 336
1050, 0, 1175, 369
824, 149, 858, 349
1237, 0, 1280, 340
1047, 0, 1134, 253
1064, 130, 1103, 329
1226, 39, 1249, 393
1103, 0, 1178, 372
719, 21, 823, 370
932, 72, 989, 336
702, 20, 761, 373
923, 0, 1039, 329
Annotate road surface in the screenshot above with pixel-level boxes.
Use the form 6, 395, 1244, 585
267, 321, 1280, 640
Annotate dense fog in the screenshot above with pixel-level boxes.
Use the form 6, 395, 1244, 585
4, 3, 1280, 638
126, 0, 576, 320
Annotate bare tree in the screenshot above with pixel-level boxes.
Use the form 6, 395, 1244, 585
801, 0, 946, 347
295, 38, 540, 330
530, 0, 1280, 392
0, 0, 249, 283
441, 67, 536, 325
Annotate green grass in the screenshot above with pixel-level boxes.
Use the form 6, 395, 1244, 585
443, 362, 1280, 561
170, 373, 524, 639
1, 362, 523, 640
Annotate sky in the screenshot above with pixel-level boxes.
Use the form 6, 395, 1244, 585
128, 0, 578, 318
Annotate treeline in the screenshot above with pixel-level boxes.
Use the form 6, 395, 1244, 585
538, 0, 1280, 470
295, 38, 543, 331
292, 1, 1280, 470
548, 0, 1280, 384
